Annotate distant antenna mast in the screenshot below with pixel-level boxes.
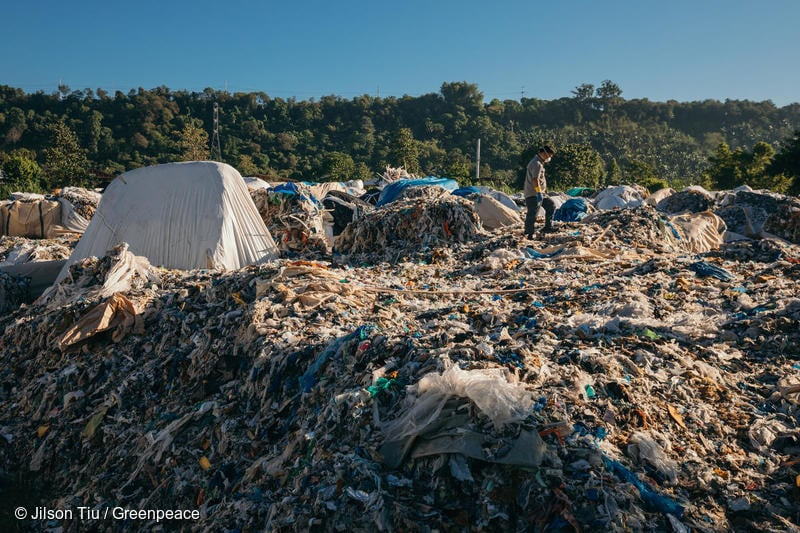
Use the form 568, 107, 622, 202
521, 86, 525, 99
211, 102, 222, 161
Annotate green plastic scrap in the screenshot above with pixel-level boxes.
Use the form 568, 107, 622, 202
639, 328, 661, 340
368, 377, 395, 396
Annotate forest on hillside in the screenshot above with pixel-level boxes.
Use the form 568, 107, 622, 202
1, 80, 800, 197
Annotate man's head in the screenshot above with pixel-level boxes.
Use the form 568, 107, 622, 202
539, 145, 556, 162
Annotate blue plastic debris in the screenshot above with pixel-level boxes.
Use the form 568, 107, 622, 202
553, 197, 589, 222
688, 261, 734, 282
603, 456, 685, 518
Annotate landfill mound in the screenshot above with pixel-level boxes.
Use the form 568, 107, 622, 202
334, 186, 485, 261
0, 212, 800, 532
2, 191, 800, 532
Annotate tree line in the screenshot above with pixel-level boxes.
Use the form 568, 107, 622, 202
1, 80, 799, 199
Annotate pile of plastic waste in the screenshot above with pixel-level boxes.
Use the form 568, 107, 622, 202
1, 182, 800, 532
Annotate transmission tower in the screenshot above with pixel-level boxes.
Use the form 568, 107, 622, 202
211, 102, 222, 161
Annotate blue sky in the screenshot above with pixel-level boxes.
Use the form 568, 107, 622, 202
3, 0, 799, 106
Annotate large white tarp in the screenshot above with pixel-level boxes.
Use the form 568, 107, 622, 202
57, 161, 279, 280
593, 185, 645, 210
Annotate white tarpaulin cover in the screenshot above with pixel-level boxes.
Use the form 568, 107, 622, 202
57, 161, 279, 280
593, 185, 645, 210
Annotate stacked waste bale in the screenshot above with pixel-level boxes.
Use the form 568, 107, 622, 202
250, 184, 329, 254
56, 186, 102, 220
335, 186, 485, 261
582, 204, 682, 253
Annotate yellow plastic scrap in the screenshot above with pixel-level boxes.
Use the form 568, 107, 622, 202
37, 425, 49, 438
199, 456, 212, 470
232, 292, 247, 307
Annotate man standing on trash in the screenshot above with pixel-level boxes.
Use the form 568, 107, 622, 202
523, 145, 556, 240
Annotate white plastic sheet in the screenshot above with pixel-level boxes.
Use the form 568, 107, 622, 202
56, 161, 279, 282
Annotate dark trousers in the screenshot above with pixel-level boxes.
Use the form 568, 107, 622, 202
524, 196, 555, 237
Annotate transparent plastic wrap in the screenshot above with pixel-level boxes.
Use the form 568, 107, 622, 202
383, 364, 535, 443
627, 430, 679, 484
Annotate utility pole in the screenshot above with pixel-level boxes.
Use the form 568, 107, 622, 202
211, 102, 222, 161
476, 138, 481, 182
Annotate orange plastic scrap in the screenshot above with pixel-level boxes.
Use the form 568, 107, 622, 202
443, 220, 452, 238
635, 407, 649, 429
539, 421, 571, 445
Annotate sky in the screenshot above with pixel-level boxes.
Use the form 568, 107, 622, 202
3, 0, 799, 106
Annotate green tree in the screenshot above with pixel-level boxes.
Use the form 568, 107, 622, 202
769, 130, 800, 193
390, 127, 420, 174
596, 80, 623, 113
702, 143, 740, 190
321, 151, 357, 182
237, 154, 261, 176
606, 157, 622, 184
176, 123, 210, 161
702, 141, 790, 192
572, 83, 595, 102
4, 107, 27, 146
42, 120, 91, 189
0, 152, 42, 197
624, 159, 658, 182
747, 141, 792, 192
546, 143, 605, 190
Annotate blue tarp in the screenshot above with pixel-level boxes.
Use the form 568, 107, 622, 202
272, 182, 302, 195
553, 198, 589, 222
451, 186, 482, 197
377, 177, 460, 207
272, 182, 320, 205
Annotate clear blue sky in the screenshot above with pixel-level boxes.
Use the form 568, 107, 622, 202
3, 0, 799, 106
